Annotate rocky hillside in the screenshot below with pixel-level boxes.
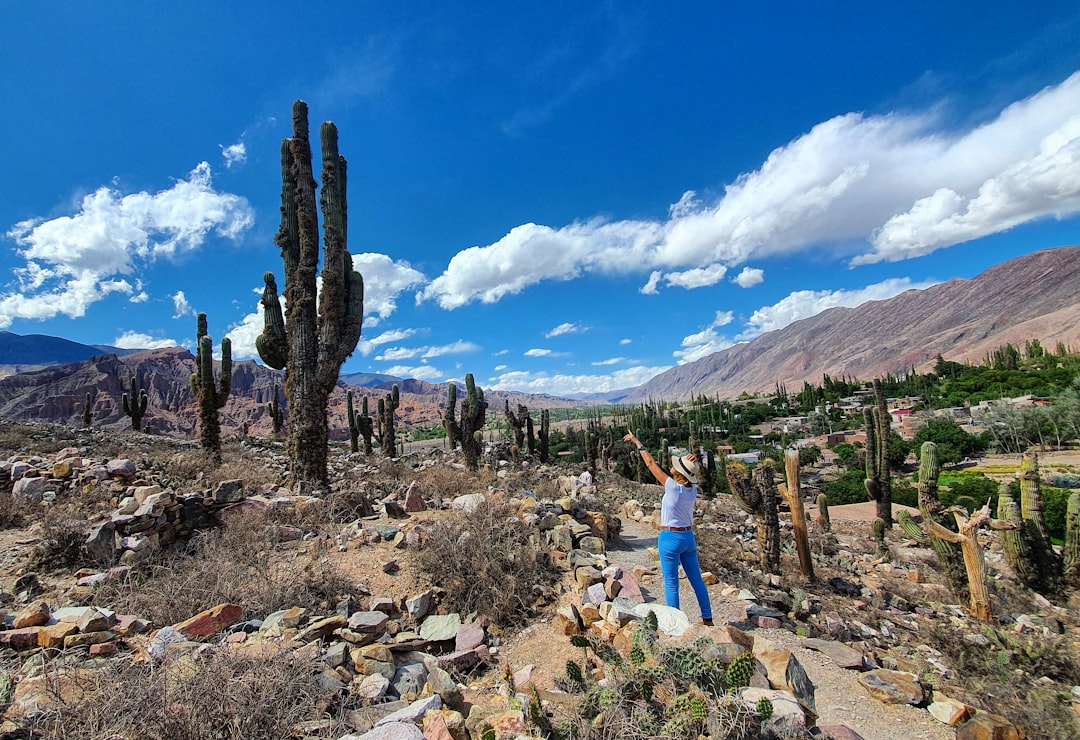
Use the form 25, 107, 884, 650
628, 245, 1080, 402
0, 348, 579, 437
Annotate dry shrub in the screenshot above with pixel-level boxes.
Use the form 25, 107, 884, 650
0, 486, 26, 529
26, 506, 91, 571
92, 511, 353, 626
416, 496, 559, 627
19, 645, 343, 739
414, 464, 477, 503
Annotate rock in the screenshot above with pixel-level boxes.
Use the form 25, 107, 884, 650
403, 482, 427, 512
755, 647, 816, 713
737, 687, 807, 729
77, 607, 116, 633
294, 615, 347, 643
349, 611, 390, 633
713, 624, 755, 651
106, 458, 136, 479
406, 591, 434, 621
172, 602, 243, 638
858, 668, 925, 705
455, 621, 485, 651
13, 475, 46, 504
0, 627, 43, 649
37, 622, 79, 648
419, 613, 461, 642
375, 694, 443, 727
955, 711, 1024, 739
423, 710, 466, 740
13, 600, 51, 628
213, 479, 244, 503
392, 662, 429, 701
85, 521, 116, 562
451, 493, 486, 514
817, 724, 866, 739
632, 603, 689, 637
800, 638, 866, 670
340, 722, 425, 740
928, 692, 972, 726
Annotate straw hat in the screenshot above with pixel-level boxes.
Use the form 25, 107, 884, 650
670, 453, 701, 484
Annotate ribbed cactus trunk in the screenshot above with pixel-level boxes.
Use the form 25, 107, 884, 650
1065, 493, 1080, 586
525, 413, 535, 452
998, 489, 1035, 587
1015, 451, 1063, 594
82, 392, 93, 428
917, 442, 968, 600
726, 461, 781, 573
863, 378, 892, 526
346, 391, 360, 453
504, 400, 526, 449
538, 408, 550, 463
257, 101, 364, 491
267, 383, 284, 435
377, 385, 400, 458
358, 396, 374, 455
191, 312, 232, 462
122, 376, 148, 432
443, 384, 461, 450
459, 373, 487, 472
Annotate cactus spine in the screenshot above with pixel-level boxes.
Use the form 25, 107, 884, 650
377, 384, 400, 458
267, 383, 284, 435
122, 376, 148, 432
863, 378, 892, 526
82, 392, 93, 428
917, 441, 967, 600
725, 460, 781, 572
443, 383, 461, 450
459, 373, 487, 471
256, 100, 364, 490
190, 312, 232, 461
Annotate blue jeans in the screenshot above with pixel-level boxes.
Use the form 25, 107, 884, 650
658, 530, 713, 621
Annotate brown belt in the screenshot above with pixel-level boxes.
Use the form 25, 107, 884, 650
659, 525, 693, 531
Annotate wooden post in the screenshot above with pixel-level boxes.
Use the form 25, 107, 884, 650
783, 449, 815, 581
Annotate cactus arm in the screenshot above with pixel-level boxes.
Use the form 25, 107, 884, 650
896, 509, 929, 546
256, 272, 287, 371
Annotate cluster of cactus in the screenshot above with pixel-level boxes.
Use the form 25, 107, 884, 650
549, 612, 768, 739
376, 385, 400, 458
345, 390, 373, 454
267, 382, 284, 435
998, 451, 1080, 593
190, 312, 232, 462
122, 376, 149, 432
725, 460, 782, 572
82, 392, 93, 428
863, 378, 893, 528
458, 373, 487, 471
256, 100, 364, 489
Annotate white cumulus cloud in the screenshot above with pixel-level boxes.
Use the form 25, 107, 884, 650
524, 348, 552, 357
675, 310, 736, 364
732, 266, 764, 288
113, 330, 176, 350
417, 71, 1080, 309
545, 321, 585, 338
172, 290, 195, 318
1, 162, 253, 329
489, 365, 671, 395
383, 364, 444, 382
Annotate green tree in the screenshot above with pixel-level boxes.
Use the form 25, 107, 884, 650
913, 418, 986, 465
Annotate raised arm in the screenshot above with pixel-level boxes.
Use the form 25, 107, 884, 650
624, 431, 669, 485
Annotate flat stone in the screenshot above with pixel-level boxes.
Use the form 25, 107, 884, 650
955, 711, 1023, 740
858, 668, 925, 705
817, 724, 866, 739
801, 638, 865, 670
755, 647, 816, 713
419, 613, 461, 642
928, 693, 972, 726
455, 621, 485, 651
13, 600, 51, 628
349, 611, 390, 633
405, 590, 434, 620
632, 603, 689, 637
375, 694, 443, 727
293, 615, 346, 643
340, 722, 424, 740
737, 687, 806, 728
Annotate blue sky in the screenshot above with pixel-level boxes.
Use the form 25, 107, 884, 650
2, 2, 1080, 395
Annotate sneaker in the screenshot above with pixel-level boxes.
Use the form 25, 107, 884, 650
701, 618, 714, 627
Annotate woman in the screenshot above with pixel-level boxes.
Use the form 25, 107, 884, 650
623, 431, 714, 626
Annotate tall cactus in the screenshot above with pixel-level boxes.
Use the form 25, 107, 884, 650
190, 312, 232, 462
443, 383, 461, 450
1065, 493, 1080, 585
538, 408, 550, 463
1003, 451, 1063, 595
122, 376, 148, 432
505, 400, 527, 449
267, 382, 284, 435
357, 395, 374, 454
82, 392, 93, 428
917, 442, 967, 600
725, 461, 781, 572
256, 100, 364, 490
377, 385, 400, 458
459, 373, 487, 471
346, 390, 360, 453
863, 378, 892, 526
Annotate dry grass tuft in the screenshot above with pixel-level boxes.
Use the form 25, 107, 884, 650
416, 495, 560, 627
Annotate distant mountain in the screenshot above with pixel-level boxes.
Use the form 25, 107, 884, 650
627, 245, 1080, 402
339, 371, 402, 387
0, 332, 140, 375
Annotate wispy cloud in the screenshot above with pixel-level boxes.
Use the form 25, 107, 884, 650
375, 340, 480, 361
383, 363, 444, 382
735, 276, 940, 341
592, 357, 627, 366
524, 348, 552, 357
490, 365, 669, 395
1, 163, 253, 329
421, 72, 1080, 309
675, 311, 735, 364
220, 142, 247, 169
172, 290, 194, 318
544, 322, 585, 338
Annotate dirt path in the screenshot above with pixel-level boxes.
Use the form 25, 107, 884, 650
601, 518, 955, 740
